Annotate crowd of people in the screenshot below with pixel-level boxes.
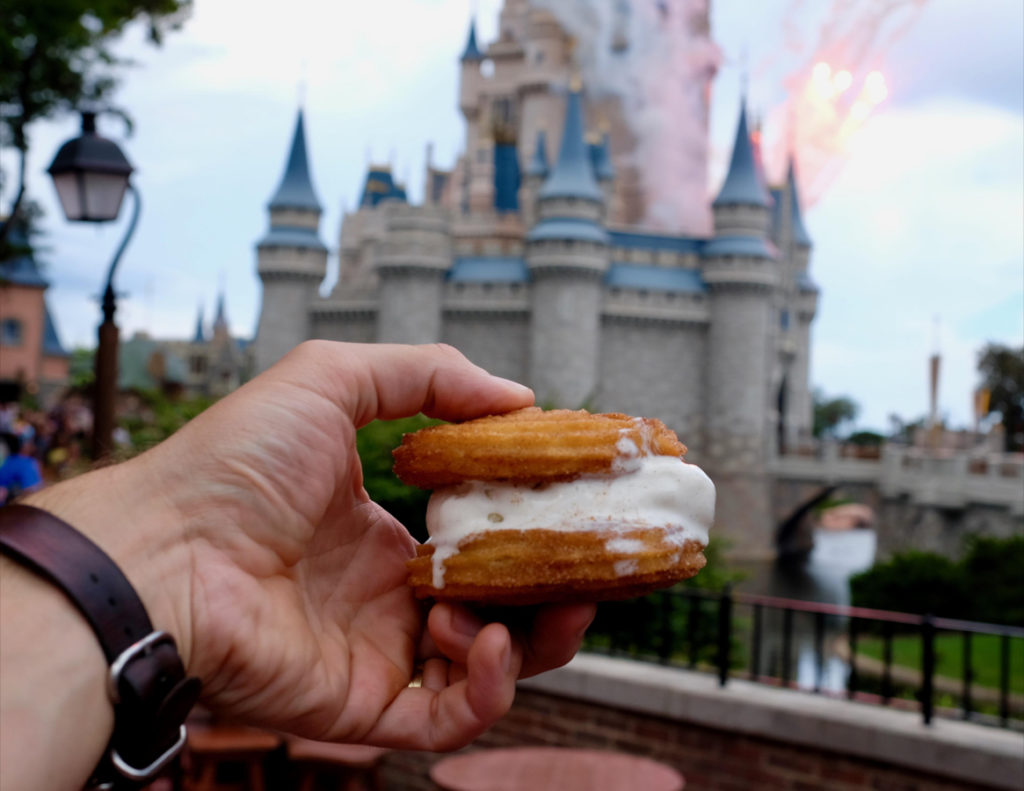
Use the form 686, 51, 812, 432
0, 397, 93, 504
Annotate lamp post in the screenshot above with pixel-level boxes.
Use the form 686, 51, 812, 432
47, 111, 140, 459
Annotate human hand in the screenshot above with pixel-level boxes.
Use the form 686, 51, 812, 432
32, 342, 594, 752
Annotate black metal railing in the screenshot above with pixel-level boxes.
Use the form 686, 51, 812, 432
585, 588, 1024, 730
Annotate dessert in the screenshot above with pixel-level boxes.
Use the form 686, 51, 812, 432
394, 407, 715, 605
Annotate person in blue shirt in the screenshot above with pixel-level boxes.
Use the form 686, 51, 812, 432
0, 431, 43, 505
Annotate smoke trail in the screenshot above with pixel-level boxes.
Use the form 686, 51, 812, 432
762, 0, 929, 205
533, 0, 721, 235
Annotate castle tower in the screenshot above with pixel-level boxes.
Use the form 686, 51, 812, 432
212, 292, 229, 344
526, 84, 610, 406
703, 99, 779, 554
253, 109, 327, 372
781, 157, 817, 451
192, 304, 205, 344
374, 203, 451, 344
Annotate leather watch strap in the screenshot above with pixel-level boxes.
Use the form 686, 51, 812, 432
0, 504, 154, 662
0, 503, 201, 789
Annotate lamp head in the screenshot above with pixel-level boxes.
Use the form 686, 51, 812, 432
47, 112, 134, 223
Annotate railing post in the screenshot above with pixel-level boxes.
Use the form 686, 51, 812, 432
921, 615, 935, 725
717, 586, 733, 687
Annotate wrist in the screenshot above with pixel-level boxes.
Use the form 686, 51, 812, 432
23, 455, 195, 673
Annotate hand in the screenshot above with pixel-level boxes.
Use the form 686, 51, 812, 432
31, 342, 594, 752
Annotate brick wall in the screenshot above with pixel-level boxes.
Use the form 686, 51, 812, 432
379, 688, 998, 791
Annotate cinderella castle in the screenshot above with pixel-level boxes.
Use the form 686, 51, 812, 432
251, 1, 819, 552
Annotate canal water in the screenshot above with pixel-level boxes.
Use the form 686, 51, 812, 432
735, 528, 878, 691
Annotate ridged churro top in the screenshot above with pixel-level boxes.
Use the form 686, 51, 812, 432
392, 407, 687, 489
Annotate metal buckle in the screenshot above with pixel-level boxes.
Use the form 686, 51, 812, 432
106, 630, 173, 704
110, 724, 188, 781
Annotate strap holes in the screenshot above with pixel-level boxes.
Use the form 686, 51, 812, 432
124, 626, 133, 637
107, 596, 117, 607
89, 573, 100, 583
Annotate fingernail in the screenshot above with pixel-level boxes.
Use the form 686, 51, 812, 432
495, 377, 533, 397
450, 606, 484, 638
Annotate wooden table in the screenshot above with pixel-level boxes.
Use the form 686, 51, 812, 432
430, 747, 684, 791
286, 737, 390, 791
184, 725, 282, 791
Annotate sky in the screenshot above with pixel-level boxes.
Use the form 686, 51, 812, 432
3, 0, 1022, 431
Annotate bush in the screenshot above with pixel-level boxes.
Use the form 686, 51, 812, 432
355, 415, 439, 542
850, 551, 968, 621
850, 536, 1024, 627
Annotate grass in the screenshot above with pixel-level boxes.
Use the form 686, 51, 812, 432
856, 632, 1024, 694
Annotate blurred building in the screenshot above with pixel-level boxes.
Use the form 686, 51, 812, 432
138, 294, 251, 398
0, 225, 70, 406
251, 1, 821, 551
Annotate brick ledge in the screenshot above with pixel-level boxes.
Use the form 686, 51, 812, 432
519, 653, 1023, 790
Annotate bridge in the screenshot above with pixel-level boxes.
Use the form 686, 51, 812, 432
770, 444, 1024, 559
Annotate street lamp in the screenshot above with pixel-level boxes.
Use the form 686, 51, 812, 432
47, 111, 141, 459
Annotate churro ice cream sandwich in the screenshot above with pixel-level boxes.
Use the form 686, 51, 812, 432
393, 407, 715, 605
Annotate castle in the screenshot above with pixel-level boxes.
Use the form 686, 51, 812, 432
251, 3, 819, 553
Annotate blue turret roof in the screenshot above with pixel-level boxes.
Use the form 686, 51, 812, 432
589, 132, 615, 181
460, 18, 484, 61
0, 226, 47, 288
526, 131, 549, 178
713, 102, 772, 208
787, 158, 812, 247
606, 264, 706, 294
537, 87, 605, 203
358, 166, 407, 208
268, 110, 322, 212
42, 303, 68, 357
257, 225, 329, 250
193, 304, 205, 343
448, 256, 529, 283
703, 234, 776, 259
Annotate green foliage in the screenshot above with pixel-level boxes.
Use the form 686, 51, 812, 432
960, 535, 1024, 626
69, 347, 96, 389
851, 536, 1024, 627
812, 388, 859, 438
846, 430, 885, 447
1, 0, 191, 252
850, 551, 968, 620
355, 415, 439, 542
118, 389, 215, 452
977, 343, 1024, 452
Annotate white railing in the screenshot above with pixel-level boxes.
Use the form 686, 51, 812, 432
772, 445, 1024, 516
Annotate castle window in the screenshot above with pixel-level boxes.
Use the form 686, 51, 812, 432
190, 355, 208, 375
780, 310, 791, 331
0, 318, 23, 347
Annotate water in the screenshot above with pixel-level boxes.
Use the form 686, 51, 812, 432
735, 528, 877, 691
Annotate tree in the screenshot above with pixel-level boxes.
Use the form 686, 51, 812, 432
977, 343, 1024, 452
0, 0, 191, 251
812, 388, 859, 438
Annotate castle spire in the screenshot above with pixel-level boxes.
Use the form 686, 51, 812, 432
787, 157, 812, 248
268, 109, 322, 212
589, 131, 615, 182
193, 303, 205, 343
460, 17, 484, 62
526, 130, 549, 178
213, 292, 227, 330
538, 85, 604, 203
713, 99, 771, 208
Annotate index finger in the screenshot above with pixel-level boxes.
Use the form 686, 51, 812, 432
278, 341, 535, 427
